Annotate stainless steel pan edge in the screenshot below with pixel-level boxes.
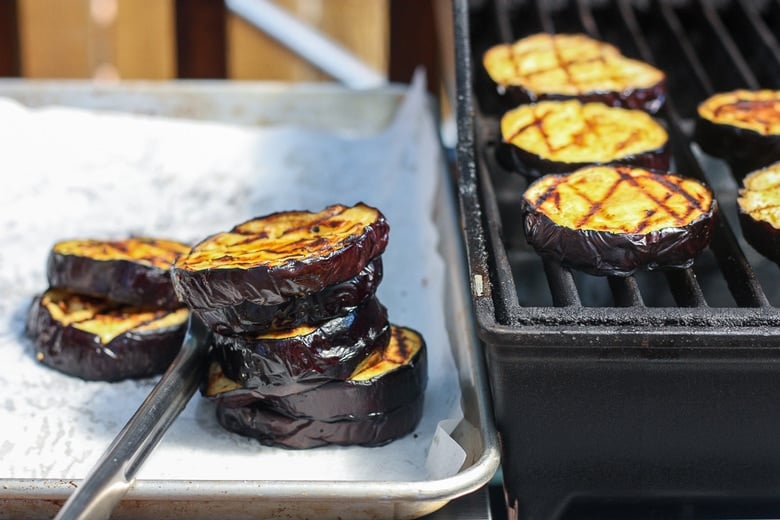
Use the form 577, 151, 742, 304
0, 81, 500, 520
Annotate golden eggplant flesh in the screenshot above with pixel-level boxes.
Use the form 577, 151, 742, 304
738, 161, 780, 263
26, 288, 189, 381
170, 203, 390, 308
192, 257, 383, 335
483, 33, 666, 113
47, 237, 190, 309
211, 297, 390, 397
498, 100, 669, 178
206, 325, 427, 420
694, 89, 780, 177
522, 165, 717, 276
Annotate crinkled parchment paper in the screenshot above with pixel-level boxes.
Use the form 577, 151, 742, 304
0, 78, 465, 482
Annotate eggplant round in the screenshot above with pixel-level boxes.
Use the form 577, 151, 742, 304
497, 100, 669, 179
482, 33, 667, 113
522, 165, 718, 276
170, 203, 390, 309
47, 237, 190, 309
215, 393, 424, 449
737, 161, 780, 263
212, 297, 390, 396
694, 89, 780, 178
26, 288, 189, 381
206, 325, 428, 420
192, 257, 383, 335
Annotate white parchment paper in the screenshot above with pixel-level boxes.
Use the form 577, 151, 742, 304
0, 78, 465, 482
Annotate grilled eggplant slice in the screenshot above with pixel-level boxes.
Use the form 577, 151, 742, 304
170, 203, 390, 309
483, 33, 666, 113
497, 100, 669, 178
192, 257, 383, 335
215, 393, 424, 449
47, 237, 190, 309
522, 165, 717, 276
737, 161, 780, 263
695, 89, 780, 177
26, 288, 188, 381
212, 297, 390, 397
206, 325, 427, 420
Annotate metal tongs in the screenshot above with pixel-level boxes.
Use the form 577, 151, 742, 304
54, 315, 212, 520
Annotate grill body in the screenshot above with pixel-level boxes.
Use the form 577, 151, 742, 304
454, 0, 780, 518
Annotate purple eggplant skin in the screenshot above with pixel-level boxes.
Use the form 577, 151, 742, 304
192, 258, 383, 335
215, 392, 424, 449
496, 81, 667, 115
25, 294, 187, 382
522, 202, 719, 277
209, 337, 427, 420
694, 116, 780, 179
739, 211, 780, 264
47, 251, 181, 309
496, 141, 671, 180
213, 297, 390, 397
170, 205, 390, 309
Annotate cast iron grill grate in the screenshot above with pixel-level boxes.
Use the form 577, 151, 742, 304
456, 0, 780, 351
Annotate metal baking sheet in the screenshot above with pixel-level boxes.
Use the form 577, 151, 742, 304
0, 80, 499, 519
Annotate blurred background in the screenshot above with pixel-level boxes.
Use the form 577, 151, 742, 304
0, 0, 450, 94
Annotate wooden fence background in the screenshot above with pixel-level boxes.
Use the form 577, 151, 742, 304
4, 0, 397, 81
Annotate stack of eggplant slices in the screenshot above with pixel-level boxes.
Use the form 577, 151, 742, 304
175, 202, 427, 448
26, 203, 427, 449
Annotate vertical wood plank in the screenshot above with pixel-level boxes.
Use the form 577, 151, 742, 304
18, 0, 91, 78
0, 0, 20, 76
228, 0, 313, 81
389, 0, 439, 93
175, 0, 227, 78
116, 0, 175, 79
318, 0, 387, 80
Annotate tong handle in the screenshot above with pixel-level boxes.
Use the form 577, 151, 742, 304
55, 315, 211, 520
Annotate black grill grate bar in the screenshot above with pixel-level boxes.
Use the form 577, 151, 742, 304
665, 269, 709, 308
700, 0, 761, 89
738, 0, 780, 67
493, 0, 515, 45
576, 0, 601, 39
608, 276, 645, 307
659, 0, 715, 95
543, 259, 583, 306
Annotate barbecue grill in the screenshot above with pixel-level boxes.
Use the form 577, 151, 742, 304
453, 0, 780, 518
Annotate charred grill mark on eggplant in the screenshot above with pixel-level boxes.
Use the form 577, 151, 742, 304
171, 203, 390, 308
483, 33, 666, 113
695, 90, 780, 178
26, 289, 189, 381
47, 237, 189, 309
521, 165, 717, 276
498, 100, 670, 179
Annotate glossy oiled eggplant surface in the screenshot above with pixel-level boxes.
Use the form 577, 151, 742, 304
212, 297, 390, 396
192, 258, 383, 335
483, 33, 666, 113
695, 89, 780, 177
47, 237, 190, 309
498, 100, 669, 178
738, 161, 780, 263
171, 203, 390, 308
26, 288, 189, 381
216, 393, 424, 449
206, 325, 427, 420
522, 165, 717, 276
